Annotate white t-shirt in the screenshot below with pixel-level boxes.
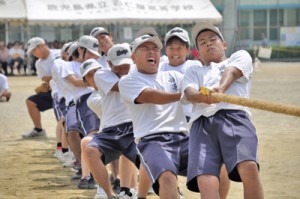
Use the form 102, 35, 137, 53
51, 58, 71, 101
62, 61, 93, 103
87, 90, 102, 119
94, 69, 131, 130
182, 50, 253, 124
9, 47, 25, 59
159, 60, 202, 117
36, 49, 61, 80
119, 70, 189, 141
97, 56, 110, 69
0, 74, 9, 96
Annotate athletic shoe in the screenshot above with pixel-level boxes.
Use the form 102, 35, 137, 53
53, 150, 64, 161
112, 178, 121, 194
71, 168, 82, 180
71, 162, 81, 172
22, 129, 47, 139
118, 188, 137, 199
77, 176, 96, 189
94, 184, 107, 199
63, 153, 76, 167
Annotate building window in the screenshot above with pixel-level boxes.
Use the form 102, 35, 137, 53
240, 11, 249, 26
0, 23, 5, 42
254, 10, 267, 41
270, 9, 283, 26
238, 11, 250, 40
297, 9, 300, 25
254, 10, 267, 26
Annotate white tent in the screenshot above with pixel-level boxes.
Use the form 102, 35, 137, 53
25, 0, 222, 26
0, 0, 26, 22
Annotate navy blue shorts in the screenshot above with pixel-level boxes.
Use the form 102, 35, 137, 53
53, 94, 66, 121
76, 93, 100, 136
27, 92, 53, 112
88, 122, 139, 166
137, 132, 189, 195
187, 110, 259, 192
65, 101, 82, 133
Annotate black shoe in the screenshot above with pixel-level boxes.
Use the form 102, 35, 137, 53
112, 178, 120, 194
71, 168, 82, 180
77, 176, 96, 189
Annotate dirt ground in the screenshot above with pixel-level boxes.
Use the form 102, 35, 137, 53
0, 62, 299, 199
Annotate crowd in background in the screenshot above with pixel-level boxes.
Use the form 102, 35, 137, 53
0, 39, 200, 77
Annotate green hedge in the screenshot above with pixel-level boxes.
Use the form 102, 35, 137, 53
247, 46, 300, 59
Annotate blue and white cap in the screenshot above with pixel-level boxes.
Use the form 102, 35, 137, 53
165, 27, 190, 46
107, 43, 133, 66
80, 58, 102, 78
78, 35, 100, 57
131, 35, 162, 54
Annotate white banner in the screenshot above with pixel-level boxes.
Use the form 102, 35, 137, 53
0, 0, 26, 21
25, 0, 222, 25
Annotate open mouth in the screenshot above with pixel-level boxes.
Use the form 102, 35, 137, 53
147, 58, 156, 64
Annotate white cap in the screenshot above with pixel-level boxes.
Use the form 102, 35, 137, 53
135, 27, 158, 38
78, 35, 100, 57
192, 22, 224, 50
131, 35, 162, 54
107, 43, 133, 66
165, 27, 190, 46
67, 42, 79, 56
61, 42, 72, 53
80, 58, 102, 78
90, 27, 109, 38
27, 37, 45, 54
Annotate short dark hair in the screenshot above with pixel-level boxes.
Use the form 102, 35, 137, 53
166, 37, 189, 48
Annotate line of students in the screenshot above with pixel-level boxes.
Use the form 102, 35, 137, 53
24, 22, 263, 199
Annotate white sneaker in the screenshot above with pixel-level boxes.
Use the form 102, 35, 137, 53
94, 184, 107, 199
62, 152, 76, 167
22, 129, 47, 139
53, 150, 64, 162
119, 188, 137, 199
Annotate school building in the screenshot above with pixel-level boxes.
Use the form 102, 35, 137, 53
0, 0, 299, 53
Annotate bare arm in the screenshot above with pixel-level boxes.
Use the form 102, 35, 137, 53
110, 82, 119, 92
185, 87, 215, 104
65, 75, 88, 87
41, 75, 52, 83
135, 88, 181, 104
215, 66, 243, 93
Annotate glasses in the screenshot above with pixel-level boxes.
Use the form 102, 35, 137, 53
139, 46, 160, 53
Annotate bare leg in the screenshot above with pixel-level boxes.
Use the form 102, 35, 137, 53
138, 165, 152, 198
86, 146, 116, 197
197, 175, 220, 199
80, 131, 97, 179
61, 120, 68, 149
237, 161, 264, 199
67, 131, 81, 163
131, 166, 138, 190
219, 165, 230, 199
119, 155, 134, 188
55, 118, 64, 144
110, 159, 120, 180
26, 99, 42, 128
80, 136, 93, 178
158, 171, 180, 199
